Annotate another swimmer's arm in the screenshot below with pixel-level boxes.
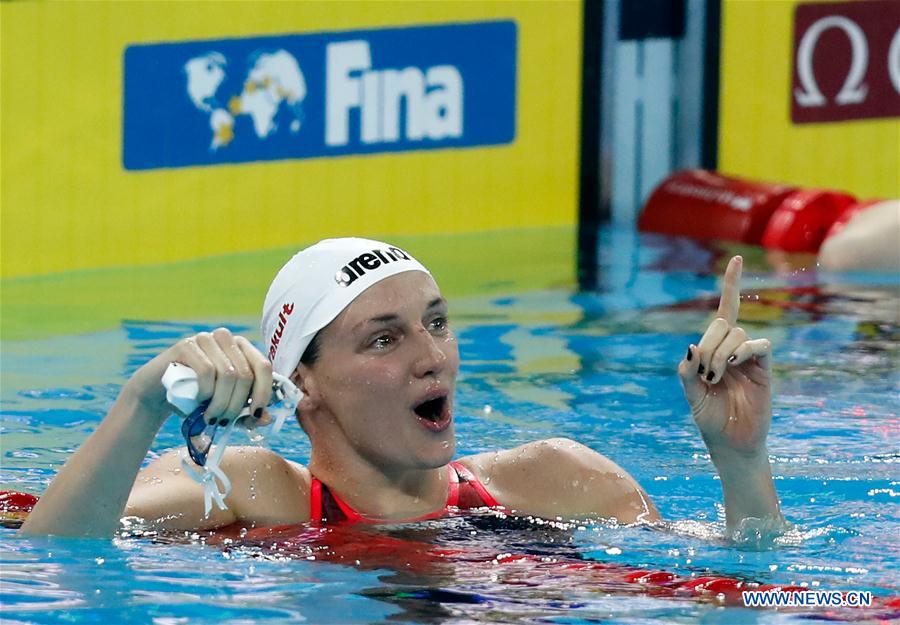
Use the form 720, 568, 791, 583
678, 256, 787, 539
461, 439, 660, 524
19, 329, 273, 538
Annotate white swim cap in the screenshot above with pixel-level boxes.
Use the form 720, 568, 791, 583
261, 237, 431, 375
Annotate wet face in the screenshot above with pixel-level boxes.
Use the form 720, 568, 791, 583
302, 271, 459, 471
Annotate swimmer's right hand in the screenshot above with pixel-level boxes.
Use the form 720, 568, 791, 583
125, 328, 274, 426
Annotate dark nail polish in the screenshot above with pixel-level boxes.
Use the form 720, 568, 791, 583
728, 354, 737, 363
219, 419, 229, 427
686, 347, 693, 361
254, 407, 263, 419
208, 418, 218, 426
706, 370, 715, 382
698, 363, 705, 375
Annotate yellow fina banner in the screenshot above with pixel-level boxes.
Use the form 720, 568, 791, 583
718, 0, 899, 198
1, 1, 582, 279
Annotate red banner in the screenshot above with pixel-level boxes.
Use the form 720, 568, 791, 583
792, 0, 900, 124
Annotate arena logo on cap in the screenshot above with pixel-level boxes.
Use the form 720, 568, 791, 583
268, 303, 295, 360
334, 247, 412, 287
123, 22, 517, 170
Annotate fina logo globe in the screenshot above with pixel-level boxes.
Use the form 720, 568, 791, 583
184, 50, 307, 151
123, 22, 517, 170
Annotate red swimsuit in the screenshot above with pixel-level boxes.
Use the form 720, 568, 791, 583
309, 461, 501, 525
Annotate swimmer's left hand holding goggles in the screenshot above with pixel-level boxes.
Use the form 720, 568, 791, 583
161, 363, 303, 516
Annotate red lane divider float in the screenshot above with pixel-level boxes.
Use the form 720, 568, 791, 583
760, 188, 857, 253
4, 491, 899, 617
217, 516, 899, 618
638, 170, 797, 245
639, 169, 888, 255
0, 490, 38, 526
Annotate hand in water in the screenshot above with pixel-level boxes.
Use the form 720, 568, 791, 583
678, 256, 773, 460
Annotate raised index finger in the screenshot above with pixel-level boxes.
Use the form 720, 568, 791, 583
716, 256, 743, 326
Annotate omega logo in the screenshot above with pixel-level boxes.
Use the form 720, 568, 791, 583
891, 28, 900, 95
795, 16, 900, 108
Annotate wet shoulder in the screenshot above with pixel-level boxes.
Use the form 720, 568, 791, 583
457, 438, 589, 507
220, 446, 312, 524
457, 438, 650, 521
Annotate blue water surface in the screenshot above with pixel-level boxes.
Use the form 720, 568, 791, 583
2, 228, 898, 624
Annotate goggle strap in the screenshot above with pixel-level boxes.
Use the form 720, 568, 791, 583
180, 419, 236, 517
177, 372, 300, 515
265, 372, 302, 436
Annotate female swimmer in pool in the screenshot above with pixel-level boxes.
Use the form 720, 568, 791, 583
19, 238, 785, 538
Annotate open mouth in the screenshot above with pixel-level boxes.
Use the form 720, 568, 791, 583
413, 395, 451, 431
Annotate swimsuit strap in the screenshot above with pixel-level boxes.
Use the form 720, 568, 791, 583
449, 461, 501, 509
310, 462, 500, 525
446, 461, 461, 508
308, 475, 325, 524
309, 474, 360, 525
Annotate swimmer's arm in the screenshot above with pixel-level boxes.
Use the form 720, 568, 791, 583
679, 256, 787, 538
708, 448, 785, 539
20, 329, 275, 538
19, 387, 170, 537
460, 438, 660, 524
124, 447, 310, 531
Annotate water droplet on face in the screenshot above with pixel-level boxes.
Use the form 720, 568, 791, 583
442, 441, 449, 448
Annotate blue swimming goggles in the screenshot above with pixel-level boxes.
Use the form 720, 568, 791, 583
163, 364, 302, 515
179, 373, 300, 467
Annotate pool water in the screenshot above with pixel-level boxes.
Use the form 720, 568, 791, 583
2, 228, 898, 624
